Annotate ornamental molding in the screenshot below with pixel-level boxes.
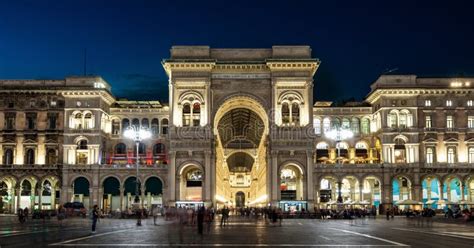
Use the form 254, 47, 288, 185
163, 62, 215, 76
366, 88, 474, 104
266, 61, 320, 76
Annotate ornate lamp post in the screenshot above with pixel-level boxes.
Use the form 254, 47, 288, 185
124, 125, 151, 226
325, 127, 353, 203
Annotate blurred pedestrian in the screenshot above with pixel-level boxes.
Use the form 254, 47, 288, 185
91, 205, 99, 234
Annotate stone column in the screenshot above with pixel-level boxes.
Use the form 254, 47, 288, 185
439, 182, 445, 201
30, 186, 36, 210
461, 183, 466, 201
119, 188, 125, 211
37, 188, 42, 210
446, 184, 451, 202
15, 187, 21, 213
168, 151, 176, 205
204, 151, 211, 204
426, 180, 432, 201
359, 185, 364, 202
306, 150, 314, 209
271, 151, 278, 205
50, 186, 56, 210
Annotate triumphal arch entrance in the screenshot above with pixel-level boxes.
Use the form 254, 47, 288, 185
163, 46, 319, 210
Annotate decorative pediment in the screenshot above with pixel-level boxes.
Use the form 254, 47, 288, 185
443, 137, 459, 143
23, 139, 37, 144
464, 137, 474, 144
422, 138, 438, 144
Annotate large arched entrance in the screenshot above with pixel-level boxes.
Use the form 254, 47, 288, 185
214, 96, 269, 208
102, 177, 120, 212
73, 177, 90, 208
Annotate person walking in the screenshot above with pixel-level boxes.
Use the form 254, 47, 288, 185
197, 206, 205, 235
152, 206, 158, 226
91, 205, 99, 234
386, 208, 390, 220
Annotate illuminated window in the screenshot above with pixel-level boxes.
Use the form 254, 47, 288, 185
447, 147, 456, 163
446, 100, 452, 107
468, 100, 473, 107
322, 118, 331, 133
425, 100, 431, 107
446, 115, 454, 129
342, 118, 350, 129
314, 118, 321, 134
425, 116, 432, 128
361, 118, 370, 134
426, 147, 434, 164
351, 117, 360, 135
469, 116, 474, 128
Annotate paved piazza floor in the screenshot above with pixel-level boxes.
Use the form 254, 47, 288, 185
0, 215, 473, 247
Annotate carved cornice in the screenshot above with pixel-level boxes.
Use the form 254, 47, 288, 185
366, 88, 474, 104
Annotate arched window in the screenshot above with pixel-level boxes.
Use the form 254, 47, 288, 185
122, 118, 130, 131
73, 112, 83, 129
193, 103, 201, 126
153, 143, 165, 155
182, 103, 191, 127
115, 143, 127, 155
355, 142, 368, 159
336, 142, 349, 160
25, 149, 35, 164
361, 118, 370, 134
112, 119, 120, 135
3, 148, 14, 165
316, 142, 329, 163
151, 118, 159, 135
84, 112, 94, 129
394, 138, 406, 163
389, 111, 398, 128
447, 147, 456, 163
141, 118, 149, 129
291, 102, 300, 125
161, 119, 168, 135
323, 118, 331, 133
46, 148, 57, 165
132, 118, 140, 128
426, 147, 434, 164
351, 117, 360, 135
282, 103, 290, 124
331, 118, 341, 129
314, 118, 321, 135
77, 140, 88, 150
342, 118, 350, 129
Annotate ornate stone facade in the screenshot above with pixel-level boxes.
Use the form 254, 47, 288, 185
0, 46, 473, 214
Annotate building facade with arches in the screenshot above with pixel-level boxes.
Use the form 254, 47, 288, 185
0, 46, 474, 214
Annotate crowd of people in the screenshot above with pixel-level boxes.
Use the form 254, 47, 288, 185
14, 203, 474, 235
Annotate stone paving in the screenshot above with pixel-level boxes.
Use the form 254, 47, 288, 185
0, 216, 473, 247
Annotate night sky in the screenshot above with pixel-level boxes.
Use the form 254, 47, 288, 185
1, 0, 474, 103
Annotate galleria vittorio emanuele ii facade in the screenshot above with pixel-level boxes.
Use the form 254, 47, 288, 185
1, 45, 473, 214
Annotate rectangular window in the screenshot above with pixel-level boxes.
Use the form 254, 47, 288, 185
426, 148, 434, 164
468, 100, 473, 107
425, 116, 432, 128
446, 100, 452, 107
446, 115, 454, 129
447, 147, 456, 163
5, 115, 15, 130
425, 100, 431, 107
314, 119, 321, 134
469, 147, 474, 163
48, 114, 57, 130
469, 116, 474, 129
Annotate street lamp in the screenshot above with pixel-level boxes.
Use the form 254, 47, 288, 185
124, 125, 151, 226
325, 127, 353, 203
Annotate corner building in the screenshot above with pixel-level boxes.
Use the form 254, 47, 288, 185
0, 46, 473, 214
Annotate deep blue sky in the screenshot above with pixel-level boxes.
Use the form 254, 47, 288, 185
1, 0, 474, 103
